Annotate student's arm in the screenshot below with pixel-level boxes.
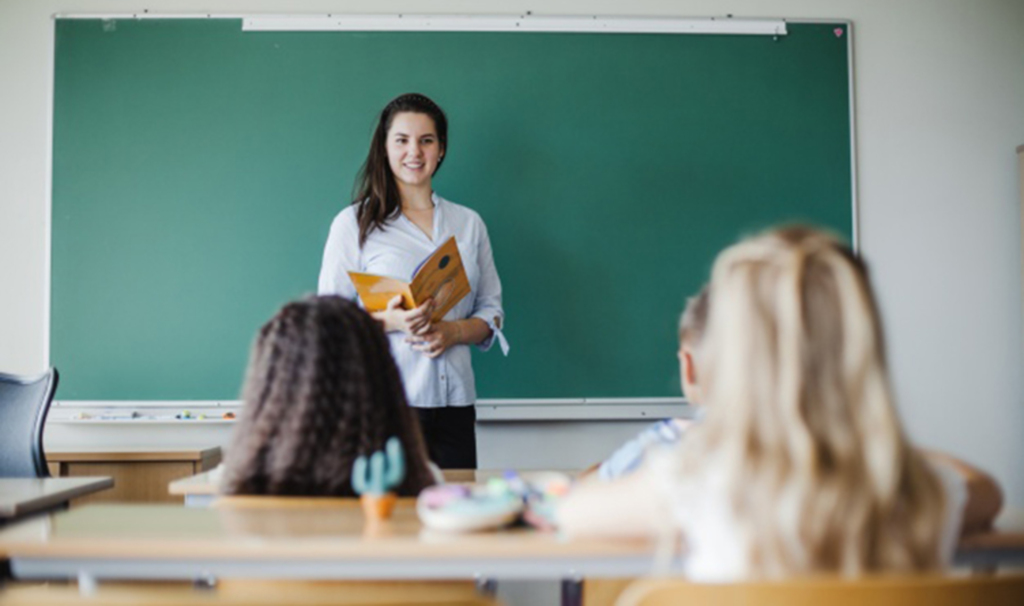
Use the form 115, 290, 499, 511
590, 419, 692, 481
921, 449, 1004, 534
556, 463, 670, 539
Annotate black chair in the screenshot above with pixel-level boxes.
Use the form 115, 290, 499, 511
0, 368, 59, 477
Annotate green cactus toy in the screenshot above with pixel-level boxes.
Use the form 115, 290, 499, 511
352, 437, 405, 520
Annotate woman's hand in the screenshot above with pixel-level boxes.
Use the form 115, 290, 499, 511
407, 321, 461, 358
372, 296, 433, 336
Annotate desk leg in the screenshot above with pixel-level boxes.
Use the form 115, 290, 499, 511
561, 577, 583, 606
475, 576, 497, 597
194, 574, 218, 589
184, 494, 216, 508
78, 571, 98, 596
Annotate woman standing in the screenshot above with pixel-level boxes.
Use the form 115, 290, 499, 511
319, 93, 507, 470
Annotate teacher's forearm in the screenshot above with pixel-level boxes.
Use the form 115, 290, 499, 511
452, 318, 492, 346
371, 309, 402, 333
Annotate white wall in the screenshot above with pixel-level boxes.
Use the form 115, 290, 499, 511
2, 0, 1022, 524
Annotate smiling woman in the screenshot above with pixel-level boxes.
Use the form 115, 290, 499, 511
318, 93, 508, 470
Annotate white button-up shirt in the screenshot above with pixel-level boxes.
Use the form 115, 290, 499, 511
318, 193, 507, 409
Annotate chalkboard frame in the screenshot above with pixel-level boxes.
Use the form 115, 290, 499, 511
48, 14, 857, 406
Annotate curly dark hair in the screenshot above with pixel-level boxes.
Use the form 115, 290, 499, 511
221, 295, 435, 497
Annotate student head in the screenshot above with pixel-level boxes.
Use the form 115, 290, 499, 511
682, 226, 946, 575
220, 295, 435, 497
677, 286, 709, 405
354, 93, 448, 246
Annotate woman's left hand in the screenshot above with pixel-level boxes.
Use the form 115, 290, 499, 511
407, 321, 460, 358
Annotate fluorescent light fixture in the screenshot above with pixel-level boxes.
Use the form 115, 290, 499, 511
242, 14, 787, 36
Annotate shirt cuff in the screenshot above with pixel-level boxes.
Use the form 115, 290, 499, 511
473, 313, 510, 356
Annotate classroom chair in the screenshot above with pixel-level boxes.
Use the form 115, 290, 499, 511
614, 574, 1024, 606
0, 367, 59, 477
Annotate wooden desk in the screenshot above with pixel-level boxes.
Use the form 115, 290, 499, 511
0, 503, 1020, 606
168, 466, 222, 507
0, 501, 660, 581
0, 477, 113, 523
47, 448, 221, 505
170, 468, 577, 507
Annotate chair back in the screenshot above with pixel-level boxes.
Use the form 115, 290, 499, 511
616, 574, 1024, 606
0, 368, 59, 477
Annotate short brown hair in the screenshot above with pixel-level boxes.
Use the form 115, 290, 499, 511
678, 285, 709, 348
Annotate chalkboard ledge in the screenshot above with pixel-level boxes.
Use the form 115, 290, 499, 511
476, 398, 691, 422
51, 398, 693, 423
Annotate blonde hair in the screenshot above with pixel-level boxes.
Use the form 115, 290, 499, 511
677, 226, 946, 576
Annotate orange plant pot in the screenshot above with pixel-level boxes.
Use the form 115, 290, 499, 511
360, 492, 398, 521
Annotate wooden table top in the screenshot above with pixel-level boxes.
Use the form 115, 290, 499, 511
0, 500, 1020, 582
0, 500, 652, 561
0, 477, 114, 519
170, 468, 576, 496
47, 447, 221, 463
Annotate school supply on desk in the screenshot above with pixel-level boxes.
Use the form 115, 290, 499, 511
67, 410, 236, 421
417, 471, 570, 533
417, 484, 522, 532
348, 236, 470, 323
352, 437, 406, 521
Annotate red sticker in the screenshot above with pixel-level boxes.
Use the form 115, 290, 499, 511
834, 27, 844, 37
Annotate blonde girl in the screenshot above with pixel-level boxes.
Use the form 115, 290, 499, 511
558, 226, 1000, 579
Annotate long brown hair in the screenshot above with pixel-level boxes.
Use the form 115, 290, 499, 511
353, 93, 448, 247
676, 226, 946, 576
221, 295, 435, 497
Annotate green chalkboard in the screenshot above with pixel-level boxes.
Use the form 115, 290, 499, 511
52, 19, 853, 401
